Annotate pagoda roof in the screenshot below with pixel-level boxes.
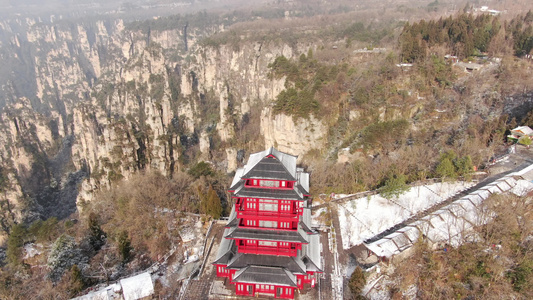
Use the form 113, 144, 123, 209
233, 183, 304, 200
213, 228, 238, 265
299, 208, 315, 234
241, 147, 297, 181
226, 216, 239, 228
218, 238, 322, 274
232, 266, 297, 287
227, 251, 306, 274
301, 234, 322, 273
229, 168, 245, 191
225, 226, 309, 244
225, 204, 239, 228
297, 169, 310, 195
214, 232, 321, 274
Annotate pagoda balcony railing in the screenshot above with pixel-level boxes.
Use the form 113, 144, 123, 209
236, 209, 301, 219
237, 245, 298, 256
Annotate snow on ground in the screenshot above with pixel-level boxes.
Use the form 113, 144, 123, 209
338, 181, 474, 249
178, 216, 204, 243
23, 243, 43, 259
311, 207, 327, 226
179, 226, 196, 243
183, 254, 199, 264
361, 274, 391, 300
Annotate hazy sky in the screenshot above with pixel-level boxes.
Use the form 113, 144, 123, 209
0, 0, 261, 21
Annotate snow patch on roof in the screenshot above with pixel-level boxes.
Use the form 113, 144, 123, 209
120, 272, 154, 300
72, 283, 121, 300
230, 168, 245, 189
359, 165, 533, 258
298, 171, 310, 194
510, 180, 533, 196
338, 181, 473, 248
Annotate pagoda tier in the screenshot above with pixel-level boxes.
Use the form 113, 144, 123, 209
224, 204, 315, 256
213, 229, 322, 297
212, 147, 322, 299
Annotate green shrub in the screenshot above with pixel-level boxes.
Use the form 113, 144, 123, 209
188, 161, 214, 179
380, 173, 409, 200
349, 266, 366, 299
205, 185, 222, 219
435, 151, 473, 180
519, 136, 532, 147
272, 88, 319, 119
436, 156, 456, 179
28, 217, 58, 242
358, 119, 410, 151
507, 259, 533, 292
6, 224, 27, 265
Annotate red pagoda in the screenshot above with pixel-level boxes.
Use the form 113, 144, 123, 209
213, 147, 322, 299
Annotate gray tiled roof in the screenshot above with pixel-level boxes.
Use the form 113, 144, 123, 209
302, 234, 322, 272
233, 183, 304, 200
242, 147, 297, 180
229, 168, 245, 191
232, 266, 297, 287
225, 226, 309, 243
229, 148, 310, 200
299, 208, 314, 234
213, 229, 237, 265
243, 156, 296, 180
225, 205, 238, 228
297, 184, 309, 196
227, 252, 306, 274
297, 169, 310, 194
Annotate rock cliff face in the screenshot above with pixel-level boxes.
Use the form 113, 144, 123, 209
261, 108, 327, 159
0, 16, 327, 225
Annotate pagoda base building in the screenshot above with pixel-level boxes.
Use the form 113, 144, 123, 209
213, 147, 322, 299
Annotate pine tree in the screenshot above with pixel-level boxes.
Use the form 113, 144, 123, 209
379, 174, 409, 200
68, 264, 85, 296
48, 234, 86, 282
6, 224, 26, 265
455, 156, 474, 180
206, 185, 222, 219
197, 185, 207, 214
117, 231, 133, 263
436, 151, 458, 180
87, 213, 106, 251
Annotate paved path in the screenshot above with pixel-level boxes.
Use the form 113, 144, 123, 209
182, 223, 225, 300
329, 204, 346, 299
318, 232, 333, 300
